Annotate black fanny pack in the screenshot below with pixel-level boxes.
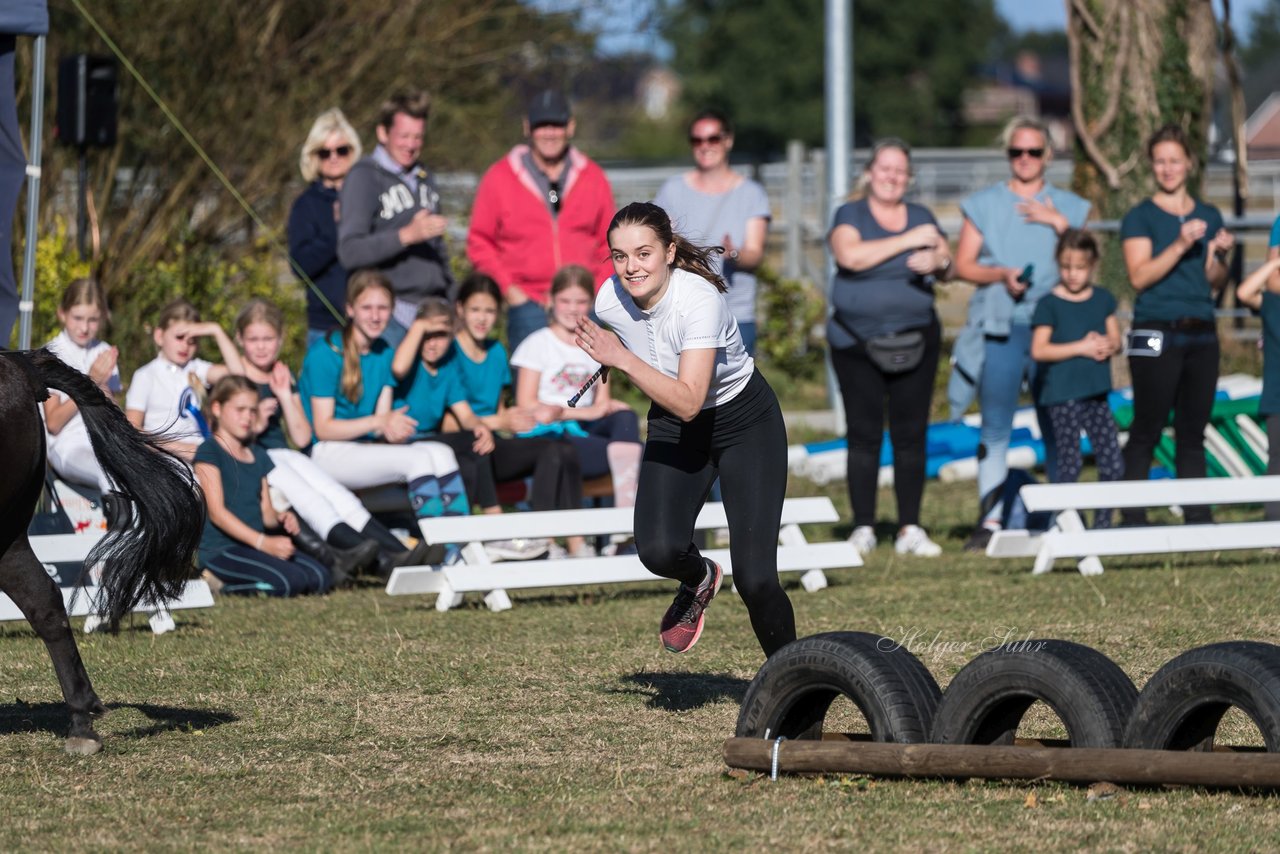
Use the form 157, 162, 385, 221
833, 316, 927, 374
865, 330, 926, 373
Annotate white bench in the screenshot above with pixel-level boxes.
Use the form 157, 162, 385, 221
10, 533, 216, 634
386, 497, 861, 611
986, 476, 1280, 575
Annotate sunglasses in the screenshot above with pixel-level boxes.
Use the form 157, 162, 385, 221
420, 330, 452, 341
1007, 147, 1045, 160
690, 134, 725, 147
315, 145, 353, 160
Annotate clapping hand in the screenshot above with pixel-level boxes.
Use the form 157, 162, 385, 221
1208, 228, 1235, 259
574, 316, 627, 369
88, 346, 118, 388
906, 248, 939, 275
1177, 218, 1209, 251
1079, 331, 1114, 362
382, 406, 418, 444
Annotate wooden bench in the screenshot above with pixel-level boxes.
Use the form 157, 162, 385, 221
7, 533, 216, 634
386, 497, 860, 611
986, 476, 1280, 575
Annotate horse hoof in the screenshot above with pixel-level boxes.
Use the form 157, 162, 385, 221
64, 737, 102, 756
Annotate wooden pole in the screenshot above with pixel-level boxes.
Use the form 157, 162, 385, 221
723, 738, 1280, 788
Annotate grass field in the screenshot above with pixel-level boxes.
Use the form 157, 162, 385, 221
2, 474, 1280, 850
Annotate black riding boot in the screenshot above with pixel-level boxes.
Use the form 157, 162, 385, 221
292, 520, 379, 588
357, 519, 445, 578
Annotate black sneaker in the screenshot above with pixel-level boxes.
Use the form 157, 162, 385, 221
962, 526, 995, 553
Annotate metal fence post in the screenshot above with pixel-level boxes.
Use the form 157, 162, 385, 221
785, 139, 805, 281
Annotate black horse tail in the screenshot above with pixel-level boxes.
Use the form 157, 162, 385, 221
29, 348, 203, 629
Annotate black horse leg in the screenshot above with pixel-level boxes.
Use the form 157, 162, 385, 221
0, 535, 105, 754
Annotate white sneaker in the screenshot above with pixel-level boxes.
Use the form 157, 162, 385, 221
485, 538, 551, 561
848, 526, 877, 556
894, 525, 942, 557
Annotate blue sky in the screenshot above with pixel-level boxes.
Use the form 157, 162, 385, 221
996, 0, 1267, 36
571, 0, 1274, 57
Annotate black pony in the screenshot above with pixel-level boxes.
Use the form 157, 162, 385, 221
0, 348, 202, 754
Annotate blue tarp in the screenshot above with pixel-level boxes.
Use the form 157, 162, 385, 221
0, 0, 46, 344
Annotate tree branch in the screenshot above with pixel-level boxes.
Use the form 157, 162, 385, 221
1089, 3, 1129, 138
1219, 0, 1250, 201
1069, 0, 1103, 39
1067, 5, 1121, 188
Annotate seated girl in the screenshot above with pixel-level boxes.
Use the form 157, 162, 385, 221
125, 298, 244, 461
235, 298, 435, 577
510, 265, 642, 511
43, 278, 121, 496
299, 270, 470, 541
394, 296, 578, 560
451, 274, 584, 512
194, 376, 333, 596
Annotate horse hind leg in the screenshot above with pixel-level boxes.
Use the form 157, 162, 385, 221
0, 536, 105, 754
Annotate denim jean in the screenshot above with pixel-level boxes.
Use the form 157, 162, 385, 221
738, 321, 757, 357
977, 324, 1056, 524
506, 300, 549, 356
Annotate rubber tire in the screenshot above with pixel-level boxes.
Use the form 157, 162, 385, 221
1123, 641, 1280, 752
930, 639, 1137, 749
735, 631, 941, 743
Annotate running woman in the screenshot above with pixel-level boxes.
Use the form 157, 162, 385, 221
575, 201, 796, 657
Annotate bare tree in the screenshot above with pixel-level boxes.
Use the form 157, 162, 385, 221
19, 0, 586, 290
1066, 0, 1220, 218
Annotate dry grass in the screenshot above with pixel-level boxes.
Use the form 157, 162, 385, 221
0, 477, 1278, 850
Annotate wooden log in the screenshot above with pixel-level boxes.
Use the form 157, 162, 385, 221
723, 738, 1280, 788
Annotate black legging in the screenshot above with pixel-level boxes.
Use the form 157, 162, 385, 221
1122, 325, 1218, 524
830, 319, 941, 529
633, 370, 796, 657
489, 435, 582, 511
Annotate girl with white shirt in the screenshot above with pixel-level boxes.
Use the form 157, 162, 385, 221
576, 202, 796, 658
510, 265, 642, 513
43, 279, 121, 493
124, 298, 244, 461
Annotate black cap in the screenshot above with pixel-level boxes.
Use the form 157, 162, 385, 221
528, 90, 571, 127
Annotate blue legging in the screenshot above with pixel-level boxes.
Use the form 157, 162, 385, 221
978, 324, 1057, 522
566, 409, 642, 479
203, 546, 332, 597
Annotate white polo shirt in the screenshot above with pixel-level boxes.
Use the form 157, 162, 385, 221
43, 331, 122, 453
595, 267, 754, 410
125, 355, 214, 446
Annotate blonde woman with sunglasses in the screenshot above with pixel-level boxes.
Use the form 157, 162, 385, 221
288, 108, 362, 347
951, 116, 1091, 552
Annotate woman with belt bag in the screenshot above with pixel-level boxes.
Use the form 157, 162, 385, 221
1120, 124, 1234, 524
827, 138, 952, 557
